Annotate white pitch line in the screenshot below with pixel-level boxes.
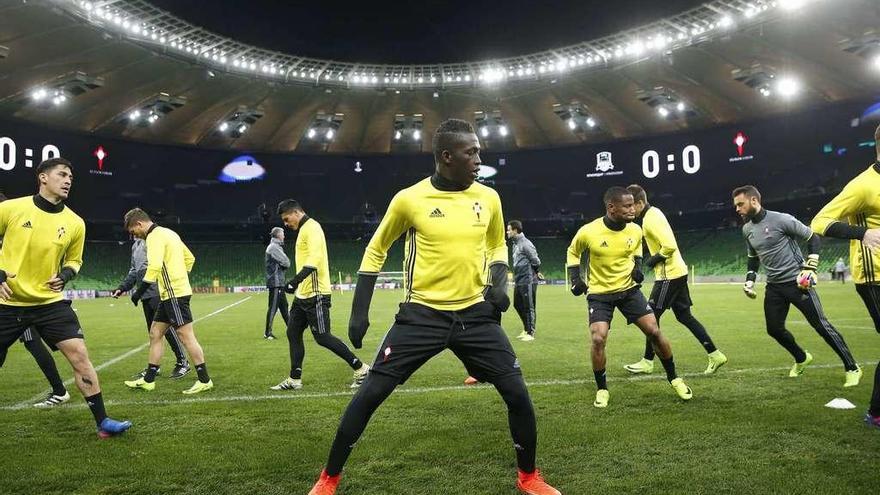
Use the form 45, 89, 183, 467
5, 360, 875, 412
10, 296, 252, 409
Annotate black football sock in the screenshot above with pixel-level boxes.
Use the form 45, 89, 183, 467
594, 369, 607, 390
144, 363, 160, 383
195, 363, 210, 383
85, 392, 107, 426
659, 356, 678, 382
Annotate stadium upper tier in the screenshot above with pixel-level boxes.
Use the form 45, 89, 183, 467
0, 0, 878, 152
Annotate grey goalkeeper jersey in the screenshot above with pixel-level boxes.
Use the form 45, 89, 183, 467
118, 238, 159, 300
510, 233, 541, 285
265, 238, 290, 288
742, 209, 811, 284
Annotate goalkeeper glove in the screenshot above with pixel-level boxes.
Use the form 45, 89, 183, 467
632, 265, 645, 284
567, 266, 587, 296
797, 254, 819, 290
645, 254, 665, 269
743, 270, 758, 299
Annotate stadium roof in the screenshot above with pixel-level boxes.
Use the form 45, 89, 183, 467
0, 0, 878, 153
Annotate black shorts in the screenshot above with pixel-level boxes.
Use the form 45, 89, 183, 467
649, 276, 693, 314
587, 286, 654, 325
290, 295, 332, 334
153, 296, 193, 327
0, 300, 83, 352
369, 301, 521, 384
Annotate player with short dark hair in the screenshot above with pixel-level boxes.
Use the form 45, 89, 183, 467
809, 124, 880, 426
508, 219, 543, 341
0, 192, 69, 407
732, 185, 861, 386
264, 226, 290, 340
112, 235, 190, 379
122, 208, 213, 394
269, 200, 369, 391
0, 157, 131, 437
623, 184, 727, 376
306, 119, 560, 495
567, 186, 693, 409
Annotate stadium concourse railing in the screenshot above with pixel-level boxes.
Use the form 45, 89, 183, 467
66, 229, 853, 293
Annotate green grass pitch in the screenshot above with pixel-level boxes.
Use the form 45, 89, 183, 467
1, 283, 877, 494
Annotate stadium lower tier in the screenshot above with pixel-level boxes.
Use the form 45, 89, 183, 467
68, 229, 851, 290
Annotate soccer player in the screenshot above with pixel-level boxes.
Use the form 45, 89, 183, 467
0, 192, 69, 407
567, 186, 693, 409
732, 185, 861, 386
306, 119, 560, 495
0, 157, 131, 437
112, 236, 190, 378
623, 184, 727, 375
122, 208, 213, 394
264, 226, 290, 340
269, 200, 369, 391
808, 131, 880, 426
509, 220, 543, 341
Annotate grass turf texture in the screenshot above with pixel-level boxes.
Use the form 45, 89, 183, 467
0, 284, 877, 494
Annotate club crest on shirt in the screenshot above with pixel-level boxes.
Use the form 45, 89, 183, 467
626, 238, 634, 249
57, 226, 66, 239
473, 202, 482, 222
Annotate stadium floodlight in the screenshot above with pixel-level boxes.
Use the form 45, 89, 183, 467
732, 64, 778, 97
121, 93, 185, 127
298, 112, 343, 150
776, 76, 801, 98
26, 71, 103, 109
567, 119, 577, 130
216, 106, 263, 138
391, 114, 424, 149
31, 87, 48, 101
474, 110, 511, 143
636, 86, 696, 120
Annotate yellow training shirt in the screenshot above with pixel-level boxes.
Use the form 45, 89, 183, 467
294, 216, 332, 299
810, 163, 880, 285
641, 206, 688, 280
0, 195, 84, 306
359, 176, 507, 311
143, 225, 195, 301
567, 217, 643, 295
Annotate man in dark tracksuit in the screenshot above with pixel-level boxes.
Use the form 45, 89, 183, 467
508, 220, 542, 341
265, 226, 290, 340
113, 237, 190, 379
733, 185, 861, 387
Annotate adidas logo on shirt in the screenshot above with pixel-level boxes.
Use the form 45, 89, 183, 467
600, 240, 609, 248
429, 208, 445, 218
21, 221, 32, 229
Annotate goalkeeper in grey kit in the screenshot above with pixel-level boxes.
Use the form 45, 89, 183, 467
733, 185, 861, 386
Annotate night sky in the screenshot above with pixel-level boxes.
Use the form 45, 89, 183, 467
150, 0, 708, 64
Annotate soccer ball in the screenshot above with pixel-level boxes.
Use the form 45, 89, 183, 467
797, 271, 816, 289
